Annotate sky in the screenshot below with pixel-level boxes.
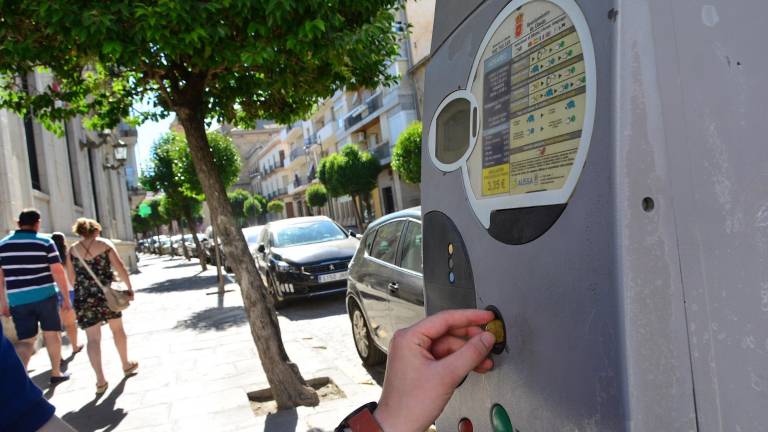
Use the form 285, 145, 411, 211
135, 111, 174, 175
133, 101, 219, 175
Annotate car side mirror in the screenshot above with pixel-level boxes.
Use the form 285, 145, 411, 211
349, 230, 358, 238
257, 244, 266, 254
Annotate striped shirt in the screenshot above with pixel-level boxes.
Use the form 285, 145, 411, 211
0, 230, 61, 307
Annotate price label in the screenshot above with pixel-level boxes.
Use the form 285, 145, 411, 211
482, 165, 510, 195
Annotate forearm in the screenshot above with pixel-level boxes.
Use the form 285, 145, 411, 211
51, 267, 69, 297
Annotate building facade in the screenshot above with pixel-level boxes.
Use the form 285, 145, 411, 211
0, 72, 138, 270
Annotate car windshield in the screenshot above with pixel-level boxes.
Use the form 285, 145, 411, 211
272, 221, 347, 247
242, 227, 263, 248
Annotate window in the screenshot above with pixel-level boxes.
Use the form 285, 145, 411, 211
399, 222, 423, 274
21, 75, 41, 191
364, 230, 376, 254
64, 121, 82, 205
370, 220, 405, 265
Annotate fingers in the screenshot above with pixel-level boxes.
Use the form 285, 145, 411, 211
448, 325, 486, 338
438, 332, 496, 383
473, 357, 494, 373
411, 309, 494, 340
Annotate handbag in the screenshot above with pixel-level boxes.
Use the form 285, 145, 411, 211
72, 247, 131, 312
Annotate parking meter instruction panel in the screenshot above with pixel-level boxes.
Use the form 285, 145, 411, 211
428, 0, 596, 232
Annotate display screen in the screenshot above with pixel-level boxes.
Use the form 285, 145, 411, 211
468, 1, 588, 199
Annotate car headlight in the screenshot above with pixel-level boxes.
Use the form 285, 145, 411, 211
276, 261, 296, 272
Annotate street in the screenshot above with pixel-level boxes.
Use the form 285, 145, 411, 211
27, 254, 385, 432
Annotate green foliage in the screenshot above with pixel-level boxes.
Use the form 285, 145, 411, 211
391, 121, 422, 184
176, 132, 241, 197
267, 200, 285, 214
131, 210, 151, 235
142, 197, 169, 230
318, 145, 381, 198
244, 196, 263, 220
305, 183, 328, 209
228, 189, 252, 228
141, 132, 207, 226
0, 1, 401, 129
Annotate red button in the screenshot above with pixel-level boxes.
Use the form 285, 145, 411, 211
458, 418, 473, 432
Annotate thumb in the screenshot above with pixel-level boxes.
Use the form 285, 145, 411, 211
438, 332, 495, 383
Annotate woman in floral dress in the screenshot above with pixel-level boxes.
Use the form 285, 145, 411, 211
66, 218, 138, 395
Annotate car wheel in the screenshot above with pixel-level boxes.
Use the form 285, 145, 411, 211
267, 273, 286, 309
350, 302, 386, 366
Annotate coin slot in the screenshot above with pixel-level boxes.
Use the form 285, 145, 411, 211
484, 305, 506, 354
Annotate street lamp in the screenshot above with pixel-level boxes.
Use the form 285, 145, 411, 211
103, 139, 128, 170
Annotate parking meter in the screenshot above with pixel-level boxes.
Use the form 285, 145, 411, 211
422, 1, 768, 430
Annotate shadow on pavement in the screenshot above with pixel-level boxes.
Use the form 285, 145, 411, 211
363, 364, 386, 387
163, 260, 205, 269
174, 306, 247, 331
264, 408, 298, 432
141, 274, 221, 294
61, 376, 131, 432
277, 294, 346, 321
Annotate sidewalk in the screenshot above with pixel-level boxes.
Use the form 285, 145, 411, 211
27, 254, 384, 431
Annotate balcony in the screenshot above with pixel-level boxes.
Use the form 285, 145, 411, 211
316, 122, 335, 143
303, 133, 319, 147
290, 146, 306, 162
370, 141, 391, 164
343, 92, 383, 131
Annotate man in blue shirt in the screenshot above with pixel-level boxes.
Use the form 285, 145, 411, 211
0, 209, 72, 383
1, 321, 75, 431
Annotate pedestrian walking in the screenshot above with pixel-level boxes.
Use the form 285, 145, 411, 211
50, 232, 82, 357
67, 218, 137, 395
0, 209, 71, 384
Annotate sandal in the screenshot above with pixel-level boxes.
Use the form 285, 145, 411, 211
96, 382, 109, 395
123, 361, 139, 376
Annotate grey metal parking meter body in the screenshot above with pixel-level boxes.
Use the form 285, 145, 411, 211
421, 1, 768, 430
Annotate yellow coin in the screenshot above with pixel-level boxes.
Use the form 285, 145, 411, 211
484, 319, 505, 344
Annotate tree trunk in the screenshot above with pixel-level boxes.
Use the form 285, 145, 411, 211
179, 221, 191, 260
186, 209, 207, 272
350, 194, 364, 232
177, 108, 318, 409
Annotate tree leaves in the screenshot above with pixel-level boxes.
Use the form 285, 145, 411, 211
391, 121, 422, 184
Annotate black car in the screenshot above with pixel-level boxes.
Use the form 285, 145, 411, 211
346, 207, 424, 365
255, 216, 360, 307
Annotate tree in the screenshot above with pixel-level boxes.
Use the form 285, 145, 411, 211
141, 132, 234, 270
143, 197, 169, 253
267, 200, 285, 214
392, 121, 422, 184
0, 1, 401, 409
131, 210, 151, 238
228, 189, 252, 228
244, 195, 263, 226
318, 145, 381, 230
305, 183, 328, 215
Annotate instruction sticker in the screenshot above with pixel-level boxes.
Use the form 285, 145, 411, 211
474, 0, 590, 199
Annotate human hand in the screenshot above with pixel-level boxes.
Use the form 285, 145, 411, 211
373, 309, 496, 432
127, 289, 135, 301
61, 298, 72, 311
0, 302, 9, 317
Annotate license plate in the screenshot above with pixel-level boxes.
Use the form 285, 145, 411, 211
318, 271, 348, 283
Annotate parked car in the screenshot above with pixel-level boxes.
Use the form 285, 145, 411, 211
346, 207, 424, 365
159, 238, 173, 255
203, 225, 264, 272
242, 225, 264, 256
255, 216, 359, 307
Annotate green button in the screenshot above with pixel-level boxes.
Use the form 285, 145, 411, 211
491, 404, 514, 432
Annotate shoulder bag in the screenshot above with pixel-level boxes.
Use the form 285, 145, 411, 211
72, 247, 131, 312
